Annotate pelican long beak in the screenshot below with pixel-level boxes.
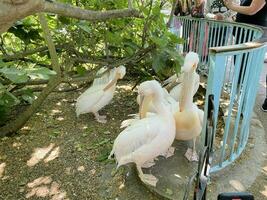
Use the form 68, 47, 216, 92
103, 73, 120, 91
139, 94, 153, 119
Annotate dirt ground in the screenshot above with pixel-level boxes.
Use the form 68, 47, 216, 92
0, 81, 159, 200
1, 80, 266, 200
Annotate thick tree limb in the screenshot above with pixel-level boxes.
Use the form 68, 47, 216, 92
0, 0, 142, 34
43, 1, 141, 22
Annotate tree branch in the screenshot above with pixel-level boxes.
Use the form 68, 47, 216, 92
43, 1, 141, 22
38, 13, 61, 74
1, 44, 68, 62
0, 0, 142, 34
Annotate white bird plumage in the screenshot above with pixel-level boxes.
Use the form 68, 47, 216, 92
109, 80, 176, 186
121, 52, 203, 162
75, 65, 126, 123
173, 52, 204, 161
136, 87, 179, 114
164, 57, 200, 101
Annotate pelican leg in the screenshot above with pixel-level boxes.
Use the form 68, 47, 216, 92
93, 112, 107, 123
137, 165, 158, 187
184, 138, 198, 162
160, 147, 175, 158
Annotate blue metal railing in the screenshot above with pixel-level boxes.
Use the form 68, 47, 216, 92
172, 16, 266, 172
171, 17, 263, 73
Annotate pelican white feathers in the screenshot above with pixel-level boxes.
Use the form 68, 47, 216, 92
164, 61, 200, 102
109, 80, 176, 186
174, 52, 204, 161
75, 65, 126, 123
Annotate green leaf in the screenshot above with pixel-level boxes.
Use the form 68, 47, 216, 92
106, 31, 122, 45
76, 66, 86, 76
21, 89, 35, 104
58, 16, 71, 25
152, 52, 166, 73
0, 67, 29, 83
26, 68, 57, 80
167, 32, 184, 44
151, 36, 168, 48
0, 91, 20, 107
77, 22, 91, 33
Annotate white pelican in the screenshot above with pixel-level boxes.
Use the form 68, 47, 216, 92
75, 65, 126, 123
136, 86, 179, 114
174, 52, 204, 162
109, 80, 176, 186
163, 68, 200, 102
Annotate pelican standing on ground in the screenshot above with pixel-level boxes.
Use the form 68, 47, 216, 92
109, 80, 176, 186
75, 65, 126, 123
174, 52, 204, 161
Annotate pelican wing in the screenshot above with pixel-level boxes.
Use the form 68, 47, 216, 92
75, 85, 104, 116
112, 116, 162, 161
120, 112, 156, 128
93, 67, 117, 86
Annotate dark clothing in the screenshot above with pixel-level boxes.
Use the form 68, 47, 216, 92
236, 0, 267, 27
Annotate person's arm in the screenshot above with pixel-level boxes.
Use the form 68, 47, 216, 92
224, 0, 266, 15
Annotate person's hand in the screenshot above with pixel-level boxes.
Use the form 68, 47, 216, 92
215, 13, 224, 20
223, 0, 234, 9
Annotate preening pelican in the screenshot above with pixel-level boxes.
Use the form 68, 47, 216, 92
174, 52, 204, 161
75, 65, 126, 123
122, 87, 179, 129
109, 80, 176, 186
136, 87, 179, 114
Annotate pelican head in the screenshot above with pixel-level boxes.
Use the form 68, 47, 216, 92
116, 65, 126, 79
182, 52, 199, 73
138, 80, 163, 118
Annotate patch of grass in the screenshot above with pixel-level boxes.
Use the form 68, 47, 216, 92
88, 138, 111, 150
48, 131, 61, 138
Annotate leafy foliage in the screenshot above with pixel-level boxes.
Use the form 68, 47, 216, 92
0, 0, 183, 124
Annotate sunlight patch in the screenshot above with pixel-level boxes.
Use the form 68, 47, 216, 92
21, 126, 31, 131
27, 143, 60, 167
229, 179, 245, 191
51, 109, 62, 115
117, 85, 132, 90
0, 163, 6, 178
77, 166, 85, 172
44, 147, 60, 163
56, 117, 64, 121
26, 176, 68, 199
261, 185, 267, 197
12, 142, 22, 148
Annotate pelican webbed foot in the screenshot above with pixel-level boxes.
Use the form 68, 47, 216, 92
160, 147, 175, 158
184, 148, 198, 162
137, 166, 158, 187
